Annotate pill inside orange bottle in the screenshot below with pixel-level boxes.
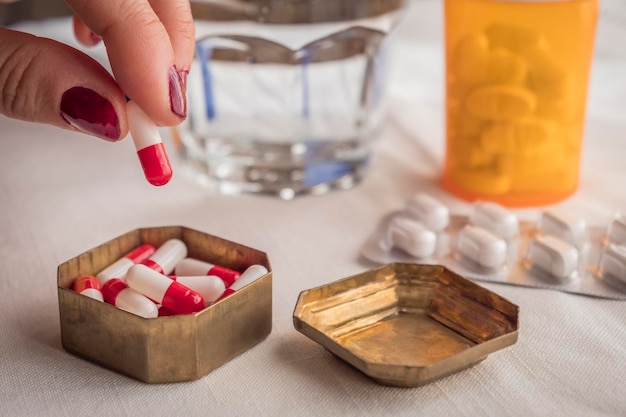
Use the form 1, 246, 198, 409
442, 0, 599, 207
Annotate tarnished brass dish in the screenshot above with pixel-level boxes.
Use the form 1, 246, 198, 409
57, 226, 272, 383
293, 263, 518, 387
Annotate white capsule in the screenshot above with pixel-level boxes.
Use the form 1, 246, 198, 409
404, 193, 450, 232
142, 239, 188, 276
456, 225, 507, 269
527, 235, 578, 280
469, 201, 519, 240
231, 265, 269, 291
388, 216, 437, 259
600, 244, 626, 284
607, 214, 626, 246
218, 264, 269, 300
540, 210, 586, 248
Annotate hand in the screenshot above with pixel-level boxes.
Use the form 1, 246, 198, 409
0, 0, 195, 141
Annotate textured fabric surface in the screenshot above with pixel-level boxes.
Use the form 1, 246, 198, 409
1, 1, 625, 416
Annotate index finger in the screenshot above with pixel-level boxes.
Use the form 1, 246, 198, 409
66, 0, 193, 126
149, 0, 195, 83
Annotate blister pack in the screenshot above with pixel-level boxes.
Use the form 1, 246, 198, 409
361, 193, 626, 300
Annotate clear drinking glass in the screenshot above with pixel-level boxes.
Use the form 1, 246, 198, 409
172, 0, 406, 199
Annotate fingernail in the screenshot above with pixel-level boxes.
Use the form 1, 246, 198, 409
178, 69, 189, 90
60, 87, 121, 141
89, 32, 101, 46
169, 65, 186, 119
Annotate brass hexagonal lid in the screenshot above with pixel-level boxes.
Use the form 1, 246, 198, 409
293, 263, 519, 387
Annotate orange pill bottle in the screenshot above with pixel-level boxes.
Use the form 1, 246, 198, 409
442, 0, 599, 207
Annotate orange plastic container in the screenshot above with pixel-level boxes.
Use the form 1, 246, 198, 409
442, 0, 599, 207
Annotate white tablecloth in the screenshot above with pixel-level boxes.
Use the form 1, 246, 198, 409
1, 1, 625, 416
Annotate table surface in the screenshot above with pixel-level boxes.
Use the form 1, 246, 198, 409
1, 1, 625, 416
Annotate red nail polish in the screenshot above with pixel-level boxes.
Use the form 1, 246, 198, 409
169, 66, 186, 119
60, 87, 121, 141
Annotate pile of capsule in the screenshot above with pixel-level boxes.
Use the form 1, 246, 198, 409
71, 239, 268, 318
384, 193, 626, 285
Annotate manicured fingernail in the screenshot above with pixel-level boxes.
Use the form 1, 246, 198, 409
60, 87, 121, 141
89, 32, 101, 46
169, 65, 186, 119
178, 69, 189, 90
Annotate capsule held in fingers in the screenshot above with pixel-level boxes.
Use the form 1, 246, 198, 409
127, 101, 173, 186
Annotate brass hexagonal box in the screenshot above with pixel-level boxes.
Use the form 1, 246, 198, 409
57, 226, 272, 383
293, 263, 518, 387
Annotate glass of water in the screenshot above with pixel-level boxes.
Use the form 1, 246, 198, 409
173, 0, 406, 199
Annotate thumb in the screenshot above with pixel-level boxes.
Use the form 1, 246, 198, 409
0, 27, 127, 141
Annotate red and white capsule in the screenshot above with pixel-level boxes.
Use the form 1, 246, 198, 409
96, 244, 156, 285
174, 258, 241, 287
169, 275, 226, 306
127, 100, 173, 186
72, 275, 104, 302
126, 264, 205, 314
101, 278, 158, 318
217, 264, 268, 301
141, 239, 188, 276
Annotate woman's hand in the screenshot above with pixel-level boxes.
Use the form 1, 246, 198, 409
0, 0, 195, 141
